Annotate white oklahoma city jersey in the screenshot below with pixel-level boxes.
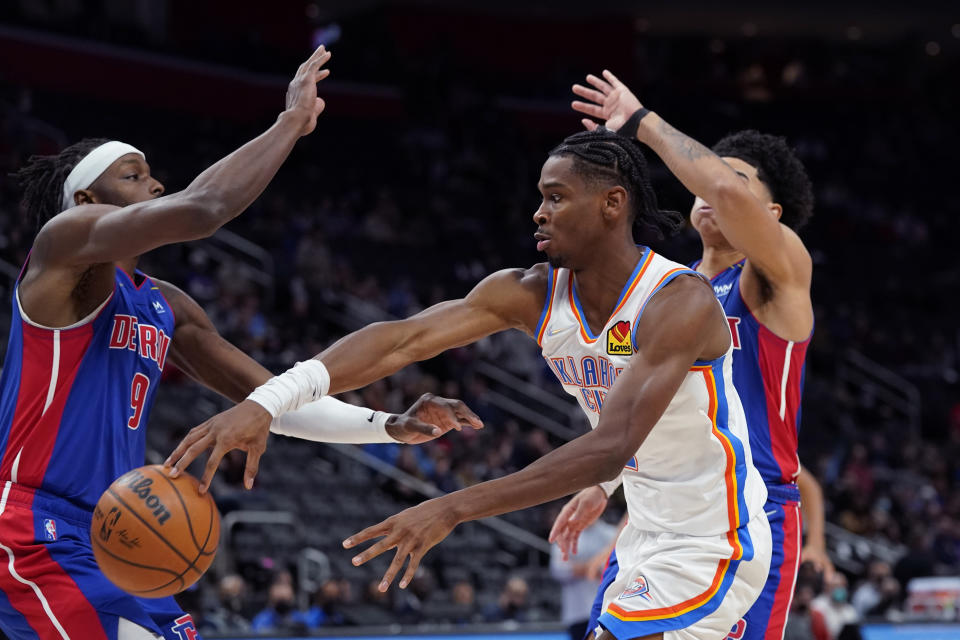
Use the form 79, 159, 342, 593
535, 247, 767, 536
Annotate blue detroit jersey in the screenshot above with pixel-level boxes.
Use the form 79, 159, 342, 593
0, 268, 175, 510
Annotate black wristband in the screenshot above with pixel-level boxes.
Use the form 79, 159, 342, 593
616, 107, 651, 140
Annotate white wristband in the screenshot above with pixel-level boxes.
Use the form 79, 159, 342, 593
270, 396, 398, 444
246, 360, 330, 418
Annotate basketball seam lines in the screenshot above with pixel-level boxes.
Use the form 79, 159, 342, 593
105, 488, 200, 573
197, 496, 215, 558
157, 472, 201, 552
91, 535, 184, 584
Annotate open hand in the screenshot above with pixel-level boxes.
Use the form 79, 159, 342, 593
387, 393, 483, 444
572, 70, 643, 133
285, 44, 333, 136
548, 485, 608, 561
165, 399, 272, 494
343, 497, 458, 592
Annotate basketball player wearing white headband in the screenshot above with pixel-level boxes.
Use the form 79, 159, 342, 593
0, 45, 479, 640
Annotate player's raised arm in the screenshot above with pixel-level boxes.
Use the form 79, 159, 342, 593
167, 265, 546, 490
572, 70, 809, 289
33, 46, 332, 269
342, 275, 730, 591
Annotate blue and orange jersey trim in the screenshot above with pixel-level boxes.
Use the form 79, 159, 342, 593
534, 266, 558, 346
629, 267, 699, 349
569, 248, 654, 344
692, 360, 750, 532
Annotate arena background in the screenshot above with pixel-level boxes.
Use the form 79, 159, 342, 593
0, 1, 958, 638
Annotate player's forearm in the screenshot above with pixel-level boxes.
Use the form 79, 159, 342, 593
316, 319, 440, 394
636, 113, 752, 216
797, 465, 827, 548
174, 110, 309, 234
445, 428, 632, 525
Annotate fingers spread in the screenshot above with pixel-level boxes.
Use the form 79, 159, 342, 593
165, 427, 207, 468
243, 450, 262, 490
585, 74, 613, 94
602, 69, 623, 88
350, 536, 396, 567
199, 443, 227, 494
344, 521, 390, 549
572, 101, 604, 118
572, 84, 605, 104
399, 549, 424, 589
378, 548, 409, 591
170, 432, 214, 478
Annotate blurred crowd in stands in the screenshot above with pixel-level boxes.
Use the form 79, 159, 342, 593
0, 4, 958, 637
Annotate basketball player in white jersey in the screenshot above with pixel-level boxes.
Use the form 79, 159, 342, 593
170, 119, 781, 637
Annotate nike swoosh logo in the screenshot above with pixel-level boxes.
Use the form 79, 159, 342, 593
547, 325, 577, 337
367, 412, 375, 422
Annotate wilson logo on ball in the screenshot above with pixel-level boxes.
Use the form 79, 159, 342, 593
606, 320, 632, 355
119, 469, 172, 525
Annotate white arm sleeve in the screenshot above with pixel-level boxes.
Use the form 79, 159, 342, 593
269, 396, 399, 444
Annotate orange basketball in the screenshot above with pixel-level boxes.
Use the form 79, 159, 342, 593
90, 464, 220, 598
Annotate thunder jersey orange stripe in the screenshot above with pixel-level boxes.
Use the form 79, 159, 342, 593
536, 270, 560, 346
569, 250, 655, 343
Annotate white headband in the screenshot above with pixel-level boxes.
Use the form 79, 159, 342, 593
61, 141, 145, 211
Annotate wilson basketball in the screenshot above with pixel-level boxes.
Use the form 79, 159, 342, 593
90, 464, 220, 597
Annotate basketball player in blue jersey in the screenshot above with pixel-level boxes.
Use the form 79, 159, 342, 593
171, 122, 778, 637
0, 46, 480, 640
549, 71, 832, 640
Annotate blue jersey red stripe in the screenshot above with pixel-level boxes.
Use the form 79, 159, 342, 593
0, 268, 175, 511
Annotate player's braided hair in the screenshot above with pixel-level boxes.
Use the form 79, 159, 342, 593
549, 128, 683, 239
712, 130, 814, 231
12, 138, 110, 233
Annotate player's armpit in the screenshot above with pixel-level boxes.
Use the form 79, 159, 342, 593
320, 264, 548, 394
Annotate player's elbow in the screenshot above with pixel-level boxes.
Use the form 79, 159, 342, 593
178, 191, 232, 238
589, 439, 632, 484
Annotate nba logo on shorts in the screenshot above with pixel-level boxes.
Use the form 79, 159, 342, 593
43, 518, 57, 541
619, 575, 650, 600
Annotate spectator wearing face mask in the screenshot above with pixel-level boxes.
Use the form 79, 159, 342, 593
251, 575, 308, 633
811, 573, 859, 639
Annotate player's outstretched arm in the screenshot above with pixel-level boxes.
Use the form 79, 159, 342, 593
571, 70, 810, 289
35, 46, 332, 268
342, 275, 730, 592
167, 265, 545, 491
157, 280, 484, 490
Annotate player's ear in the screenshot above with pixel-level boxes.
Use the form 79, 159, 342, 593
603, 186, 628, 222
73, 189, 98, 206
768, 202, 783, 221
